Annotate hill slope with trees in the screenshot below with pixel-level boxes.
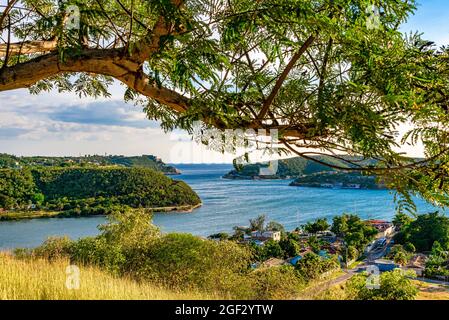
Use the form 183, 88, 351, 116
0, 167, 200, 219
223, 156, 376, 179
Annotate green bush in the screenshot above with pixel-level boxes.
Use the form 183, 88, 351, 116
346, 269, 418, 300
295, 252, 340, 281
246, 266, 303, 299
70, 237, 126, 275
136, 233, 252, 291
30, 237, 73, 260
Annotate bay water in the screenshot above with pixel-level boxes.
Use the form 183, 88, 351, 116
0, 164, 438, 249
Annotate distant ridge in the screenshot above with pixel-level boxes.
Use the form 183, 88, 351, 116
0, 154, 181, 175
223, 155, 377, 180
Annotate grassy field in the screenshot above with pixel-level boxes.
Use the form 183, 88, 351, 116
0, 253, 212, 300
312, 278, 449, 300
0, 210, 62, 221
413, 281, 449, 300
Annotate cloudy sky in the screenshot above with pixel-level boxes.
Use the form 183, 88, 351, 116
1, 0, 448, 163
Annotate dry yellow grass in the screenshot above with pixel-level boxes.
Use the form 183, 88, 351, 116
0, 253, 212, 300
413, 281, 449, 300
312, 278, 449, 300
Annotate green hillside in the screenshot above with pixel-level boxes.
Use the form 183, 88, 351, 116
0, 154, 180, 174
223, 155, 374, 179
0, 167, 200, 218
290, 172, 386, 189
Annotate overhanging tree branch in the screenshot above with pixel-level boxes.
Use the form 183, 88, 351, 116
0, 40, 57, 57
256, 34, 316, 122
0, 48, 189, 112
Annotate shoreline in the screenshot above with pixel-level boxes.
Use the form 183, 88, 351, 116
222, 174, 293, 181
145, 202, 202, 213
0, 203, 203, 222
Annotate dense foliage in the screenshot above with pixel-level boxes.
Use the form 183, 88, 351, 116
331, 214, 378, 254
304, 218, 330, 234
394, 212, 449, 252
295, 252, 340, 280
0, 168, 36, 210
0, 167, 200, 214
424, 241, 449, 278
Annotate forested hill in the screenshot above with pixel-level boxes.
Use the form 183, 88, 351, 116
0, 154, 180, 175
223, 156, 376, 179
0, 167, 200, 217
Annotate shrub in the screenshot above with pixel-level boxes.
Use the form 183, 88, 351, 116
346, 269, 418, 300
135, 233, 252, 292
295, 252, 340, 281
388, 245, 410, 266
263, 240, 284, 259
279, 238, 300, 258
70, 237, 126, 275
246, 266, 303, 299
404, 242, 416, 253
31, 236, 73, 260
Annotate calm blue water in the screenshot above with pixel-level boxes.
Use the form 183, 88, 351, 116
0, 164, 439, 249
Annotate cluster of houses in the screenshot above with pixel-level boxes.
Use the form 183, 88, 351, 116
241, 227, 344, 269
236, 218, 440, 282
320, 183, 362, 189
239, 219, 399, 271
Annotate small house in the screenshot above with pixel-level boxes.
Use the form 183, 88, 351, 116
366, 220, 395, 238
288, 255, 302, 266
251, 230, 281, 242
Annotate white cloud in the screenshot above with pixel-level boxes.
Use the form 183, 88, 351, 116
0, 86, 235, 163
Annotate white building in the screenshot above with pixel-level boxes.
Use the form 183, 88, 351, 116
251, 230, 281, 242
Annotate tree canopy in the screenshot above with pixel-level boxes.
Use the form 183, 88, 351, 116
2, 0, 449, 210
394, 211, 449, 252
0, 167, 200, 213
331, 214, 377, 252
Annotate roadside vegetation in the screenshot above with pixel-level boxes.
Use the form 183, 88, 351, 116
315, 270, 419, 300
393, 212, 449, 280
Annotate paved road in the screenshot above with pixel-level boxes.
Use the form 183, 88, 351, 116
300, 237, 395, 298
366, 237, 392, 263
299, 267, 361, 298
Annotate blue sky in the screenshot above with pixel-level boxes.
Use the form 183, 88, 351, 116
402, 0, 449, 45
1, 1, 448, 163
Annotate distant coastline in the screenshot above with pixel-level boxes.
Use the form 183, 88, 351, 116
222, 156, 387, 190
222, 172, 293, 180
